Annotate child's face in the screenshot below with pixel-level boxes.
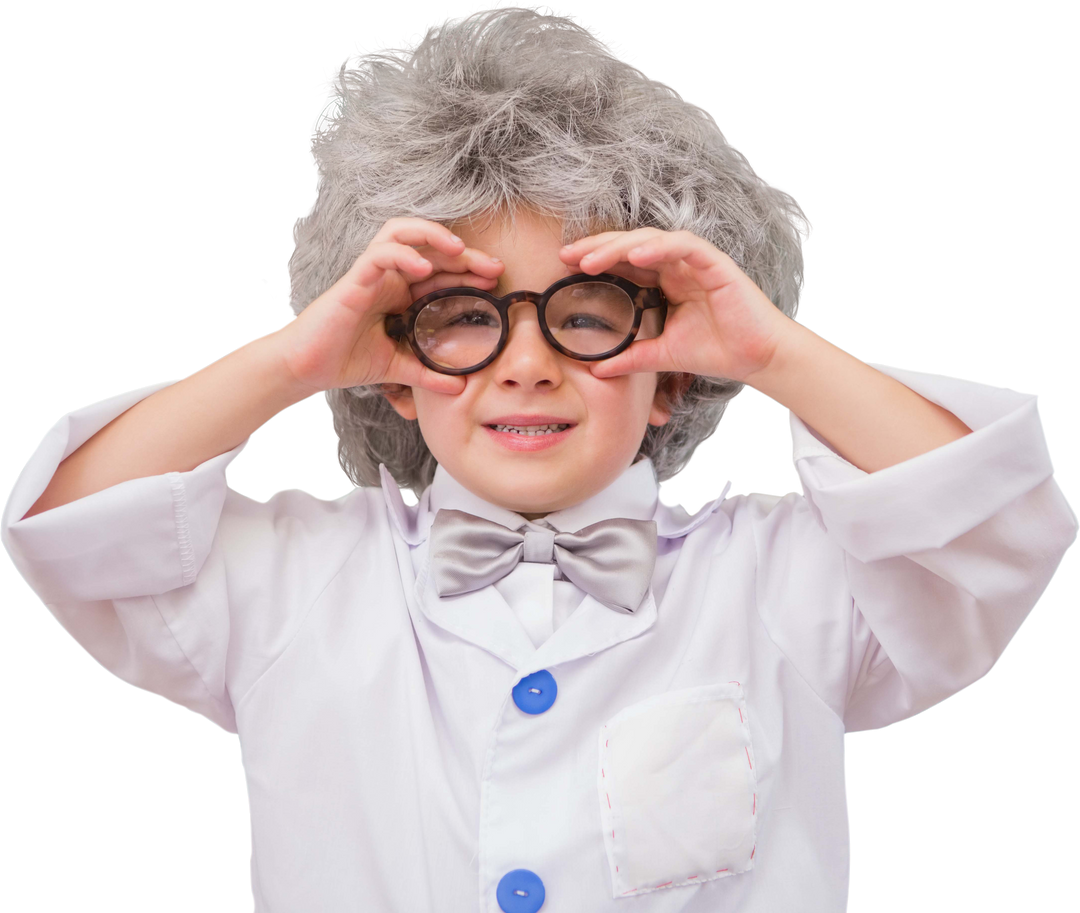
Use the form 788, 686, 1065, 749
385, 208, 673, 517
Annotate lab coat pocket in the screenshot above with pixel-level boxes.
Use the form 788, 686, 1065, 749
598, 681, 757, 898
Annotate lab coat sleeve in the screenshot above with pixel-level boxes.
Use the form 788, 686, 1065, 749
751, 363, 1078, 732
2, 381, 373, 733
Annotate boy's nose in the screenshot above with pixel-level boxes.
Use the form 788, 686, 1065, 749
494, 302, 565, 367
503, 302, 552, 341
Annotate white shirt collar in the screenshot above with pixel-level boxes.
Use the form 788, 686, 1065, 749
378, 458, 731, 546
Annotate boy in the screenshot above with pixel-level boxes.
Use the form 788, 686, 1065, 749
4, 3, 1075, 907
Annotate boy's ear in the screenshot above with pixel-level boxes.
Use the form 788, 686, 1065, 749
381, 383, 417, 421
649, 372, 694, 426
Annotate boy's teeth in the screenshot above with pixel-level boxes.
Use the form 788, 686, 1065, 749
492, 423, 570, 435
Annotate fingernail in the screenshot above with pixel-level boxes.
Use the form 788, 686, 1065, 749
490, 256, 501, 262
450, 234, 462, 243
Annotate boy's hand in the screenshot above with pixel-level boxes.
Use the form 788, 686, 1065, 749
276, 217, 504, 396
559, 229, 794, 383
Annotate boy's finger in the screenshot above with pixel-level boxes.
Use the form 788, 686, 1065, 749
372, 218, 465, 255
587, 337, 666, 378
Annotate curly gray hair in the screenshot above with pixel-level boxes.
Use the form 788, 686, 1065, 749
288, 6, 808, 495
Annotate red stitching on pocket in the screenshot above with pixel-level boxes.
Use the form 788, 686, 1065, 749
745, 746, 753, 769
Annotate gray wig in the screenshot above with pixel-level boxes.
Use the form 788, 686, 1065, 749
288, 7, 808, 495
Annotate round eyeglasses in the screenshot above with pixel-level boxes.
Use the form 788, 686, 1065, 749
384, 272, 668, 375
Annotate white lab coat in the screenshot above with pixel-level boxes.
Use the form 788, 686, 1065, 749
2, 362, 1076, 912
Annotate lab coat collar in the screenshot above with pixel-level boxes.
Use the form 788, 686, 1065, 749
379, 458, 731, 673
378, 458, 733, 545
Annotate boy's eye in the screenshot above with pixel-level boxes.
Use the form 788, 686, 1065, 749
560, 313, 616, 331
448, 309, 500, 328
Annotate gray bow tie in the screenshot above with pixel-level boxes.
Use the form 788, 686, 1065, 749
429, 509, 657, 613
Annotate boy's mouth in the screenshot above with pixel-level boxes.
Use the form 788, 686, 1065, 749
489, 423, 571, 436
483, 421, 578, 449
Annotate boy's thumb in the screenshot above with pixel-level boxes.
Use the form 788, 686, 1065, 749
416, 367, 467, 396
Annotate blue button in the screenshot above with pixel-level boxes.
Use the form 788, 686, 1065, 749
497, 869, 545, 912
512, 669, 557, 714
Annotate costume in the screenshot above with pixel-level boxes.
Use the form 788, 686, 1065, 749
2, 362, 1076, 912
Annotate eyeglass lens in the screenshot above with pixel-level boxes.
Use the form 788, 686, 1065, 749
413, 281, 645, 370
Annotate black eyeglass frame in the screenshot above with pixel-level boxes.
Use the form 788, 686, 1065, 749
384, 272, 668, 376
